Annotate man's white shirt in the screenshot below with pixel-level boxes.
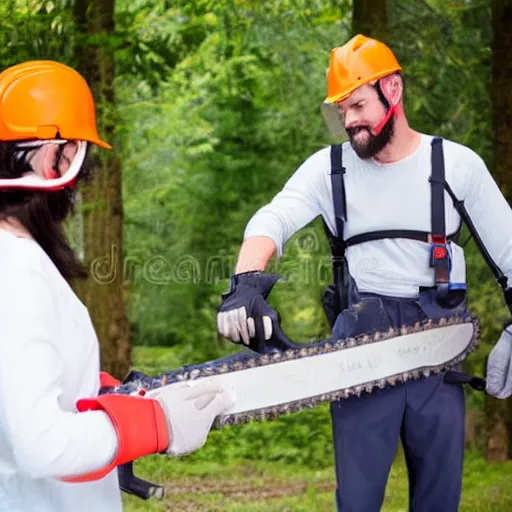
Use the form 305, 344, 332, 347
244, 134, 512, 297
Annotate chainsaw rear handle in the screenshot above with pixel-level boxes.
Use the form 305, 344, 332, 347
443, 370, 486, 391
118, 461, 164, 500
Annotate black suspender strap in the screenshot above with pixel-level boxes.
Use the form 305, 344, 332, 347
322, 144, 347, 273
322, 144, 349, 314
430, 138, 450, 288
330, 144, 346, 243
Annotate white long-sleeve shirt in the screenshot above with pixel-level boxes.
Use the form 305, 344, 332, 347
245, 133, 512, 297
0, 230, 121, 512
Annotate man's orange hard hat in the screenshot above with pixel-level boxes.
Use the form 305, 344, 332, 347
324, 34, 402, 104
0, 60, 111, 148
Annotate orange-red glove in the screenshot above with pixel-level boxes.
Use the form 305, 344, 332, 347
63, 381, 235, 483
63, 394, 168, 483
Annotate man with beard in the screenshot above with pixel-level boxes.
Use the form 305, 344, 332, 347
216, 35, 512, 511
0, 61, 234, 512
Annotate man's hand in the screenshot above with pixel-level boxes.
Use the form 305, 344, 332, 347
217, 271, 281, 352
157, 381, 235, 456
486, 324, 512, 399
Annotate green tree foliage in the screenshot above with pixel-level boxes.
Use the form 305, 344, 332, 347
118, 0, 347, 352
0, 0, 75, 65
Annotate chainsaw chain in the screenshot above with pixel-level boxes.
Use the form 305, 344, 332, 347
111, 315, 480, 427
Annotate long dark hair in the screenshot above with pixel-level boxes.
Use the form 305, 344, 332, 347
0, 142, 88, 281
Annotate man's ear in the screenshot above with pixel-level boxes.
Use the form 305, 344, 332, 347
39, 144, 60, 180
379, 74, 403, 106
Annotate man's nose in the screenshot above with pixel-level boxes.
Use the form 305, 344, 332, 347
343, 109, 359, 129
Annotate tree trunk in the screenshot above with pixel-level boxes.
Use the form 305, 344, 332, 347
491, 0, 512, 196
485, 0, 512, 461
485, 397, 509, 462
72, 0, 131, 379
465, 406, 477, 450
352, 0, 389, 41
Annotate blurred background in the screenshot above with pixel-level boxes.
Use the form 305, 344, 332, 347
3, 0, 512, 509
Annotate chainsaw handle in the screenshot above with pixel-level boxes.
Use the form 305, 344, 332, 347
118, 461, 164, 500
443, 370, 486, 391
264, 319, 301, 351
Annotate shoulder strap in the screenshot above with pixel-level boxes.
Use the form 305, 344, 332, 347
430, 138, 450, 288
430, 138, 446, 242
330, 144, 346, 242
322, 144, 347, 257
322, 145, 349, 313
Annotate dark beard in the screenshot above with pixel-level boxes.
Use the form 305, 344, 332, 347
346, 114, 396, 159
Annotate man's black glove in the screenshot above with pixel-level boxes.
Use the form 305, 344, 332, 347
217, 271, 281, 353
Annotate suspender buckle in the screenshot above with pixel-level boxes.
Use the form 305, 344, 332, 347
429, 234, 450, 283
429, 235, 448, 261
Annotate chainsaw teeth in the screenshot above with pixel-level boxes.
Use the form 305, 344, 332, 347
115, 315, 480, 427
386, 327, 397, 338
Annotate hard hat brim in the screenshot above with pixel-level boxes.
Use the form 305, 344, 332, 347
92, 137, 112, 150
324, 66, 402, 105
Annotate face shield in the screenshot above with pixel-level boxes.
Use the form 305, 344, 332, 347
0, 139, 88, 191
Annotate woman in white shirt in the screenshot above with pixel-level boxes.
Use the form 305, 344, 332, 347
0, 61, 233, 512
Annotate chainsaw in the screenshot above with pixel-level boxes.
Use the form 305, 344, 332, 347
109, 312, 482, 500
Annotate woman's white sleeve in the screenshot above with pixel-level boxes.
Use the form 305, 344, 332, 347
0, 270, 119, 479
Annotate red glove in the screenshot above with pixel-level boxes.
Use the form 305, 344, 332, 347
63, 381, 234, 483
63, 395, 169, 483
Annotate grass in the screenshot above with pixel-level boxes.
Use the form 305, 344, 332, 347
123, 450, 512, 512
122, 346, 512, 511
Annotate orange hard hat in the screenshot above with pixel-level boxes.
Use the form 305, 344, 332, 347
0, 60, 111, 148
324, 34, 402, 104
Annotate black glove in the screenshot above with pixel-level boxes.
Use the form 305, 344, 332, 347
217, 271, 281, 353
